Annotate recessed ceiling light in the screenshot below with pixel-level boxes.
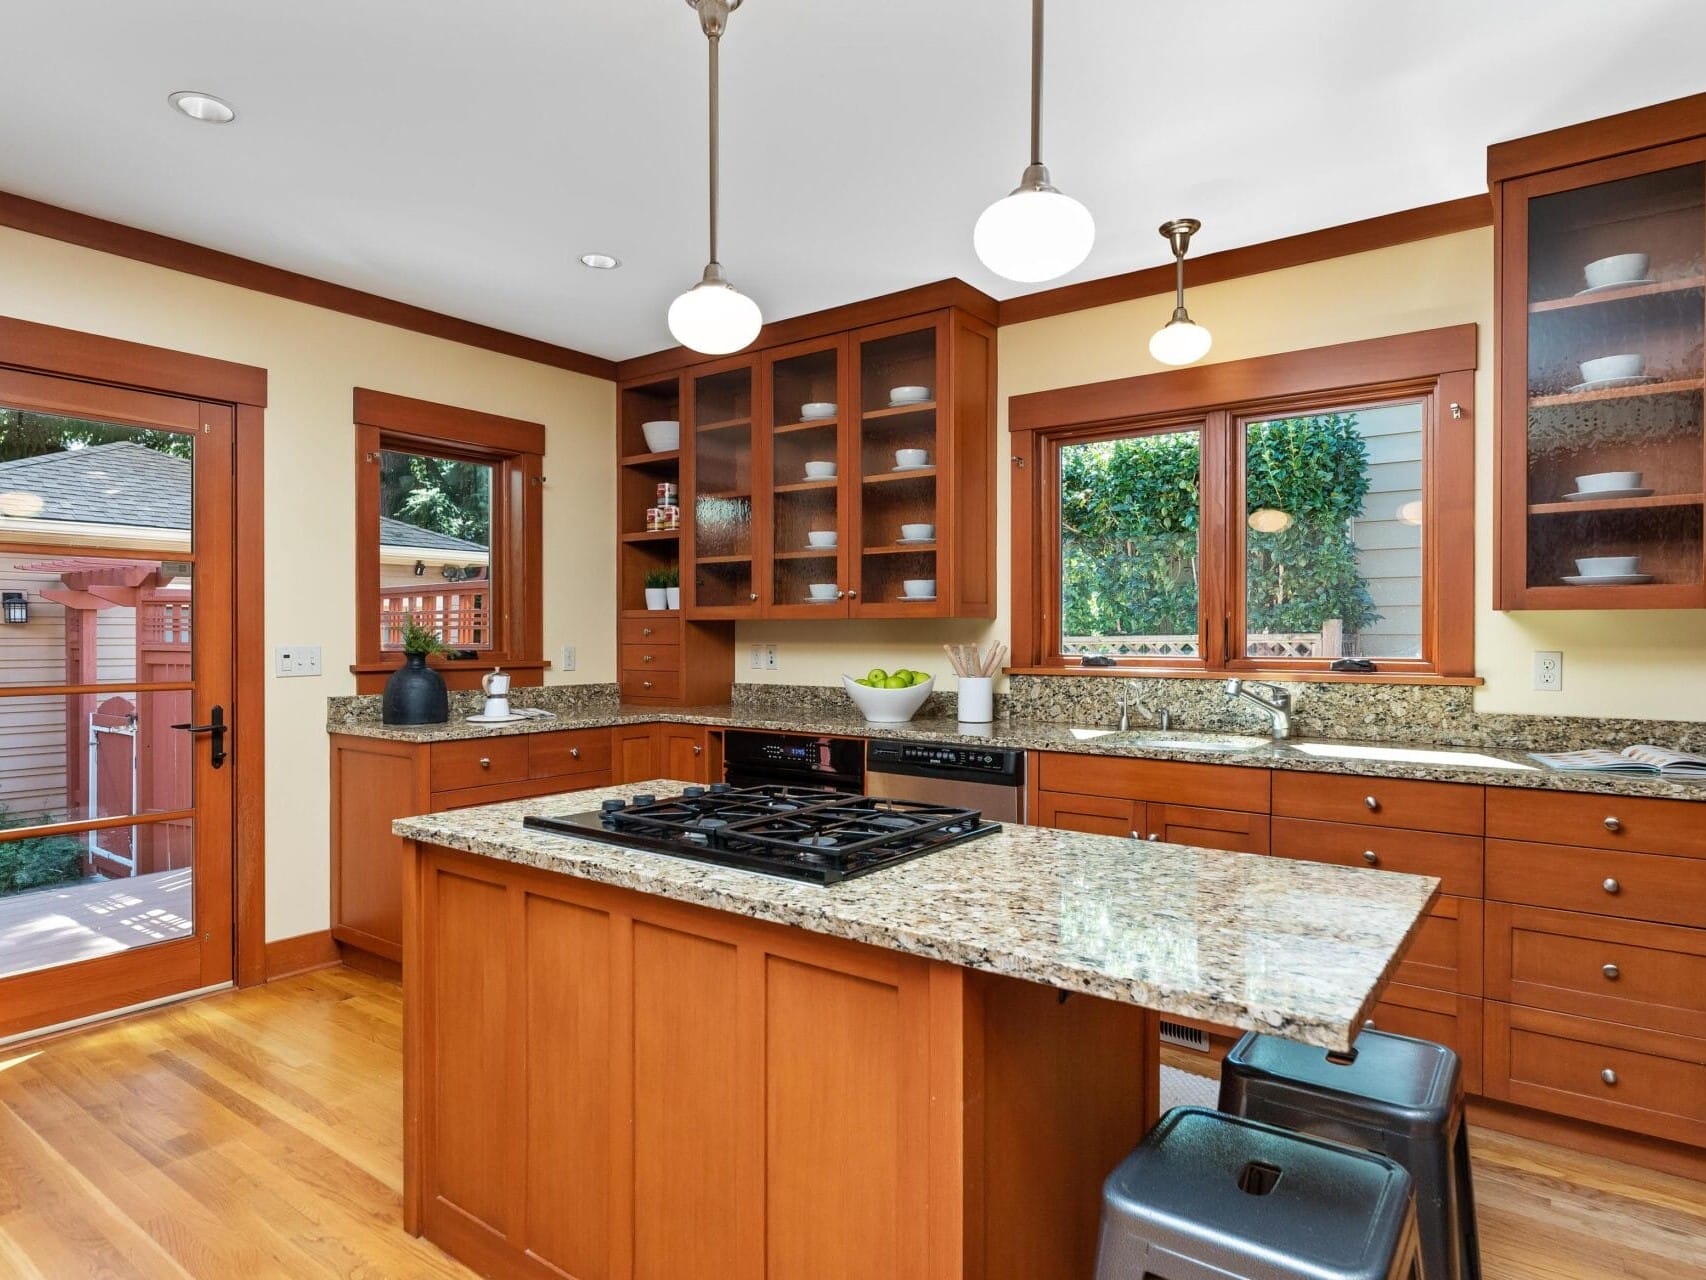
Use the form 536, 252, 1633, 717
168, 91, 236, 124
579, 253, 621, 270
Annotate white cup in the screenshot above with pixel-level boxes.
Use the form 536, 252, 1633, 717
1579, 354, 1644, 383
1575, 471, 1642, 493
804, 459, 837, 480
900, 522, 935, 541
957, 676, 994, 724
895, 448, 928, 468
483, 696, 511, 719
903, 578, 936, 598
807, 530, 838, 548
800, 401, 836, 420
1583, 254, 1649, 289
808, 582, 839, 601
1576, 556, 1640, 577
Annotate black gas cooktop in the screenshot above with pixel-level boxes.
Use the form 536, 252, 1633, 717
522, 783, 1000, 884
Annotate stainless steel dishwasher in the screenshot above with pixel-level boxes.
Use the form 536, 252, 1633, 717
865, 739, 1026, 823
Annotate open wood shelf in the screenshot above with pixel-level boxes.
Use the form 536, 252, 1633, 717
621, 530, 680, 543
772, 548, 838, 561
862, 467, 937, 485
695, 553, 753, 565
619, 449, 681, 469
1528, 378, 1704, 409
862, 401, 936, 421
697, 489, 752, 501
862, 543, 937, 555
773, 478, 839, 493
773, 419, 839, 436
696, 416, 752, 435
1528, 492, 1705, 516
1529, 276, 1706, 313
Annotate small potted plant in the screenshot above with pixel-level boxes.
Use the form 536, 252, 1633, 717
663, 565, 681, 611
644, 567, 672, 611
383, 614, 450, 725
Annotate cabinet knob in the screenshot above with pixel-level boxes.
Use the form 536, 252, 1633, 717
570, 747, 580, 759
837, 590, 846, 599
1602, 963, 1620, 981
748, 592, 758, 601
1603, 877, 1621, 895
693, 744, 703, 755
1131, 831, 1143, 841
848, 589, 858, 598
642, 680, 654, 690
1364, 795, 1379, 812
1148, 832, 1158, 841
479, 757, 491, 769
642, 626, 653, 637
1604, 815, 1621, 832
1601, 1068, 1618, 1086
642, 654, 654, 663
1362, 849, 1379, 866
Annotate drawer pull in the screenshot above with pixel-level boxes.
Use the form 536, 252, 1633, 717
693, 744, 703, 755
1604, 815, 1621, 832
1364, 795, 1379, 812
642, 626, 653, 637
642, 680, 654, 690
570, 747, 581, 759
1131, 831, 1144, 841
1603, 877, 1621, 895
643, 654, 654, 663
1601, 1068, 1618, 1087
478, 756, 491, 769
1362, 849, 1379, 866
1602, 963, 1620, 981
1148, 832, 1158, 841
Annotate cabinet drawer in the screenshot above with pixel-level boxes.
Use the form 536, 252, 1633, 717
1034, 753, 1269, 813
620, 617, 678, 646
430, 736, 529, 791
620, 642, 681, 672
1486, 903, 1706, 1038
1486, 839, 1706, 929
432, 772, 612, 811
621, 668, 681, 701
1146, 804, 1269, 855
1270, 817, 1483, 897
1486, 789, 1706, 857
1394, 895, 1483, 996
1272, 772, 1483, 834
1368, 987, 1483, 1095
1485, 1002, 1706, 1147
530, 730, 614, 779
1034, 789, 1139, 838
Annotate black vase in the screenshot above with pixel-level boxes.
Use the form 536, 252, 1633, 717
382, 651, 449, 725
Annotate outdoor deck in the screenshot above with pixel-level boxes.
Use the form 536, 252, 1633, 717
0, 868, 193, 980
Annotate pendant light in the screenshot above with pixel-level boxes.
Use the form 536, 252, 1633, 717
973, 0, 1094, 283
668, 0, 763, 355
1148, 218, 1213, 366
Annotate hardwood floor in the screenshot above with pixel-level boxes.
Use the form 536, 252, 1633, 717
1, 970, 1701, 1279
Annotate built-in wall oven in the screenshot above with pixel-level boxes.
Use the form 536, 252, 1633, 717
723, 730, 866, 791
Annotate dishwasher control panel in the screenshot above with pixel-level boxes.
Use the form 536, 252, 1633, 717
867, 740, 1023, 781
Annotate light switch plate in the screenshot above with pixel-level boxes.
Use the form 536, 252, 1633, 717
749, 644, 764, 670
275, 644, 322, 677
1532, 650, 1562, 692
764, 644, 779, 671
560, 645, 576, 672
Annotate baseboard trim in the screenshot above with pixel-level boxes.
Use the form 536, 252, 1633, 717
264, 930, 343, 981
338, 943, 402, 983
1468, 1097, 1706, 1183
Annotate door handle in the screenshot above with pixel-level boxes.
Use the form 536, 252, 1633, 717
172, 704, 227, 769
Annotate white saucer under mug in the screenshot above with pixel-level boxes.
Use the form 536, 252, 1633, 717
1561, 573, 1654, 586
1562, 487, 1653, 501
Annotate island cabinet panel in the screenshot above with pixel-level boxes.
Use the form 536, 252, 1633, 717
1272, 771, 1485, 834
404, 843, 1156, 1280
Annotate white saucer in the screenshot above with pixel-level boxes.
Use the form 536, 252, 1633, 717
803, 596, 840, 604
899, 593, 937, 602
801, 473, 837, 482
800, 411, 836, 422
1561, 573, 1653, 586
895, 537, 937, 545
1562, 487, 1653, 501
887, 398, 931, 409
1574, 277, 1655, 295
801, 544, 837, 553
1565, 375, 1660, 393
465, 712, 531, 724
891, 463, 933, 472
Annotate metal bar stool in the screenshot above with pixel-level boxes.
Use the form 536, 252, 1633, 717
1219, 1028, 1481, 1280
1094, 1106, 1424, 1280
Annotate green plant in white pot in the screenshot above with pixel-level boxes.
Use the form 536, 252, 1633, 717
663, 565, 681, 610
644, 568, 671, 611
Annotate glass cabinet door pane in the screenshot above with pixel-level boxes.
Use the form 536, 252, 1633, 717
856, 327, 940, 606
768, 348, 843, 610
691, 367, 756, 610
1524, 162, 1704, 593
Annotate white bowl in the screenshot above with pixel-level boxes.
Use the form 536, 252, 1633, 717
900, 522, 935, 540
1579, 354, 1644, 383
800, 402, 836, 420
895, 448, 929, 468
1576, 556, 1640, 577
640, 420, 680, 452
808, 582, 839, 600
1583, 254, 1649, 290
807, 530, 838, 548
903, 578, 936, 598
889, 385, 930, 404
842, 674, 935, 724
804, 460, 838, 479
1575, 471, 1643, 493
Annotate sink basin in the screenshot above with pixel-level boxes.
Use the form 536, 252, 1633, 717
1292, 742, 1537, 771
1069, 727, 1122, 741
1127, 732, 1271, 753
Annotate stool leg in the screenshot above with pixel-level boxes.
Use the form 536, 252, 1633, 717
1454, 1123, 1482, 1280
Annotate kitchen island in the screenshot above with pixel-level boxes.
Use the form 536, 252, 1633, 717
394, 781, 1438, 1280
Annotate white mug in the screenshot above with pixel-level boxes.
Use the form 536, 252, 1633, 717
895, 448, 928, 468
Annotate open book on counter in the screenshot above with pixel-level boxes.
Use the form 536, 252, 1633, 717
1528, 744, 1706, 777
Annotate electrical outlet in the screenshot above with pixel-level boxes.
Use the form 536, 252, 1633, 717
1532, 650, 1563, 692
749, 644, 764, 670
764, 644, 779, 671
560, 645, 576, 672
275, 644, 322, 677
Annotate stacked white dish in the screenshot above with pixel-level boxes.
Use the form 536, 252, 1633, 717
888, 385, 931, 408
1569, 354, 1657, 393
1577, 253, 1652, 295
898, 522, 935, 544
1563, 555, 1652, 586
804, 460, 837, 480
800, 401, 836, 421
1562, 470, 1653, 502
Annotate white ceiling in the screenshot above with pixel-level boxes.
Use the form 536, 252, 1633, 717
3, 1, 1703, 361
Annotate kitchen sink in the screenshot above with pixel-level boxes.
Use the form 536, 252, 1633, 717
1069, 727, 1122, 741
1292, 742, 1537, 771
1127, 732, 1271, 753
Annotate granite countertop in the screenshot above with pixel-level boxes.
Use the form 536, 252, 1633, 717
332, 703, 1706, 802
393, 780, 1439, 1052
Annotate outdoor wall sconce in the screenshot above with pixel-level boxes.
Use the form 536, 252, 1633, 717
2, 592, 28, 624
413, 560, 426, 576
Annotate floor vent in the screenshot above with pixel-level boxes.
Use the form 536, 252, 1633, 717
1158, 1020, 1208, 1051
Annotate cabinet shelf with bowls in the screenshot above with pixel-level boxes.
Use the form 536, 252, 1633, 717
1494, 124, 1706, 609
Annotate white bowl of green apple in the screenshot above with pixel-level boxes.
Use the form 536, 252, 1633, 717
842, 668, 935, 723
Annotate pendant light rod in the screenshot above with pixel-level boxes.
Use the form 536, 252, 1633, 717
1029, 0, 1044, 169
1161, 218, 1201, 321
691, 0, 741, 274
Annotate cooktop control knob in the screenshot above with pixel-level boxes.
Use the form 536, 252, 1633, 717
710, 782, 731, 794
600, 798, 627, 813
683, 786, 707, 797
631, 794, 657, 807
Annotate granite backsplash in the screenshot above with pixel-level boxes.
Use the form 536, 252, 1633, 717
327, 681, 622, 728
728, 681, 1010, 722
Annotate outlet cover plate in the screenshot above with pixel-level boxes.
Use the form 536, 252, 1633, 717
1532, 650, 1563, 692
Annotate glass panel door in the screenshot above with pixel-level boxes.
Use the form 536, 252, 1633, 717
688, 363, 761, 616
0, 384, 234, 1036
765, 340, 848, 617
853, 322, 942, 614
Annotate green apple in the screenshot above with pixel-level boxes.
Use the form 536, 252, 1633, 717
882, 676, 909, 689
866, 668, 888, 684
854, 678, 871, 687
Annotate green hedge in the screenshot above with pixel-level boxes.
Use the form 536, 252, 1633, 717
0, 804, 85, 895
1060, 414, 1380, 639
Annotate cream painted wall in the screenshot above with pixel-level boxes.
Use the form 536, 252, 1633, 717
739, 227, 1706, 723
0, 225, 615, 941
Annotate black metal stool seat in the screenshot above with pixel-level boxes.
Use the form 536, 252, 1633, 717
1220, 1028, 1481, 1280
1095, 1106, 1424, 1280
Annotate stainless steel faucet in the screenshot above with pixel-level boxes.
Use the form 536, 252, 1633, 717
1225, 678, 1293, 739
1117, 691, 1154, 732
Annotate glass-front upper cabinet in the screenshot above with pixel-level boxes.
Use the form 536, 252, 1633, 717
685, 357, 764, 618
1497, 140, 1705, 608
762, 337, 850, 617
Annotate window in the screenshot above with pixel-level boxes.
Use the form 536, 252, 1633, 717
1012, 327, 1476, 678
353, 390, 544, 692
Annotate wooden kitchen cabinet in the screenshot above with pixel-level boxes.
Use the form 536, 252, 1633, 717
685, 354, 766, 619
1031, 753, 1271, 855
611, 722, 720, 785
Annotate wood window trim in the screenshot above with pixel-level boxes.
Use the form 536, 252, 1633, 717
1010, 326, 1479, 681
352, 388, 545, 693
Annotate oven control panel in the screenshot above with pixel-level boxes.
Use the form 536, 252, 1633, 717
867, 740, 1023, 779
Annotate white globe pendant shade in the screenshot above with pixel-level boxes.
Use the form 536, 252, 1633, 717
1148, 317, 1213, 366
974, 184, 1095, 284
668, 270, 763, 356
